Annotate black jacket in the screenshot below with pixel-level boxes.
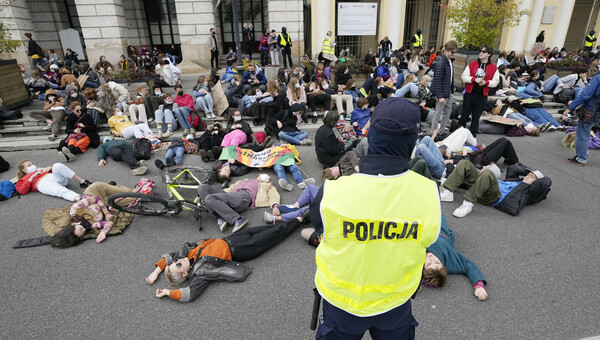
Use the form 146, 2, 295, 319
432, 55, 454, 99
27, 39, 43, 57
315, 125, 345, 167
65, 112, 100, 148
227, 120, 253, 138
494, 164, 552, 216
196, 128, 225, 150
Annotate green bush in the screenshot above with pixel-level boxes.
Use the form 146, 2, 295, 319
443, 0, 530, 50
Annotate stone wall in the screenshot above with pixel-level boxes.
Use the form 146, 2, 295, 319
267, 0, 305, 59
123, 0, 150, 47
174, 0, 215, 62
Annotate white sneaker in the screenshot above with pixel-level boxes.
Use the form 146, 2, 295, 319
183, 128, 190, 134
164, 130, 172, 138
43, 123, 52, 130
156, 131, 162, 138
263, 211, 276, 224
190, 128, 196, 134
217, 218, 228, 232
278, 179, 293, 191
453, 200, 474, 218
439, 188, 454, 202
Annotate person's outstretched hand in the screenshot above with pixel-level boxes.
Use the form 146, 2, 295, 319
156, 289, 170, 298
96, 232, 107, 243
475, 287, 488, 301
146, 271, 159, 285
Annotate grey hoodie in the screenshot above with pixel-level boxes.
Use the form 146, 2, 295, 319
64, 85, 87, 113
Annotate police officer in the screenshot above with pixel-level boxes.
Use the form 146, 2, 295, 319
309, 98, 441, 339
412, 28, 424, 49
584, 30, 596, 51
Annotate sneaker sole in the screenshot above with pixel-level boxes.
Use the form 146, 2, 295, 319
232, 220, 248, 233
566, 158, 585, 166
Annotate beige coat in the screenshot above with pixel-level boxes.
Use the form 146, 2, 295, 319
225, 180, 280, 208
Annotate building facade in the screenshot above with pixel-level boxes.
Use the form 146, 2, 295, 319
2, 0, 600, 72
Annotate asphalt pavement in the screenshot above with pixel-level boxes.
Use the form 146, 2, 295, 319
1, 127, 599, 339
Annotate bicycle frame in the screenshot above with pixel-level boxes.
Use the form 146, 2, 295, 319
165, 168, 204, 208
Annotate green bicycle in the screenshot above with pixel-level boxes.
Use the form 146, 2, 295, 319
108, 165, 213, 231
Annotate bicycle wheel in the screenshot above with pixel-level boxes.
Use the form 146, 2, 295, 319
108, 192, 171, 216
180, 200, 209, 214
161, 165, 213, 186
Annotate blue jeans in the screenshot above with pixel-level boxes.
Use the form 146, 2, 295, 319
395, 83, 418, 98
524, 108, 560, 127
273, 162, 305, 184
507, 112, 535, 126
195, 95, 214, 114
155, 109, 177, 132
165, 146, 185, 165
173, 107, 193, 130
165, 53, 176, 65
543, 75, 559, 93
414, 136, 445, 178
48, 82, 59, 89
574, 87, 584, 99
575, 111, 600, 163
378, 50, 389, 65
279, 184, 320, 221
85, 80, 99, 89
278, 130, 308, 145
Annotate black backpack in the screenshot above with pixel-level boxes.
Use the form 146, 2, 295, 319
554, 88, 575, 104
0, 156, 9, 173
0, 109, 23, 121
132, 138, 152, 160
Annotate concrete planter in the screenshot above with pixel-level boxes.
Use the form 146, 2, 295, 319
0, 59, 32, 109
545, 67, 573, 79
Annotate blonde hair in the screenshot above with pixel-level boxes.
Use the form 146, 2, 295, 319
420, 74, 432, 87
322, 168, 335, 181
288, 77, 301, 101
164, 265, 186, 285
17, 160, 32, 179
402, 74, 416, 87
136, 85, 146, 94
267, 78, 279, 94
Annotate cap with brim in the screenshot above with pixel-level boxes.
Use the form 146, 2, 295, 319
532, 170, 544, 179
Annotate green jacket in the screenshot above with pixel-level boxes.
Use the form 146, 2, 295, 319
97, 139, 131, 161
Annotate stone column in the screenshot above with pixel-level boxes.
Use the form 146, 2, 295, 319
269, 0, 304, 59
551, 0, 575, 49
385, 0, 404, 51
523, 0, 545, 53
507, 0, 532, 52
174, 0, 215, 63
0, 1, 33, 67
74, 0, 128, 64
311, 0, 331, 59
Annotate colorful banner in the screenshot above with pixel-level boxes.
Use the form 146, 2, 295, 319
219, 145, 296, 167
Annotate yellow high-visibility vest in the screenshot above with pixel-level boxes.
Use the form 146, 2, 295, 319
315, 171, 441, 317
322, 38, 334, 54
413, 34, 423, 48
585, 35, 595, 47
279, 33, 291, 47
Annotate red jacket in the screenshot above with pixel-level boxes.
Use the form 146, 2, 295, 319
16, 172, 50, 194
174, 93, 195, 110
463, 60, 498, 96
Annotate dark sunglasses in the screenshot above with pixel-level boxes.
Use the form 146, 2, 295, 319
74, 109, 82, 113
480, 49, 489, 53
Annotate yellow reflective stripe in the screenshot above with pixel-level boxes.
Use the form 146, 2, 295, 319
315, 252, 422, 296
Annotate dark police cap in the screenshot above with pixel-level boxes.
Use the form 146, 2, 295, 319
370, 97, 420, 135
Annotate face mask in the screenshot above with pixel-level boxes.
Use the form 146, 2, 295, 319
26, 165, 37, 174
256, 91, 262, 96
70, 93, 78, 98
178, 91, 184, 96
344, 71, 349, 74
260, 174, 271, 182
427, 82, 432, 87
234, 116, 242, 122
155, 91, 162, 96
295, 83, 300, 89
322, 84, 329, 90
164, 100, 172, 104
116, 111, 123, 116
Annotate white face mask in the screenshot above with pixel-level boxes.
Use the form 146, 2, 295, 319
155, 91, 162, 96
70, 93, 78, 98
256, 91, 262, 96
26, 165, 37, 174
115, 111, 123, 116
260, 174, 271, 182
322, 84, 329, 90
295, 83, 300, 89
164, 100, 172, 104
234, 116, 242, 122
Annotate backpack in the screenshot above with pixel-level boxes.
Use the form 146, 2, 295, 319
187, 111, 207, 131
0, 156, 9, 173
554, 88, 575, 104
0, 109, 23, 121
0, 179, 15, 201
132, 138, 152, 160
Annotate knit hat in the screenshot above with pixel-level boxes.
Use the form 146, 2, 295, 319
532, 170, 544, 179
367, 98, 420, 158
50, 64, 59, 70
